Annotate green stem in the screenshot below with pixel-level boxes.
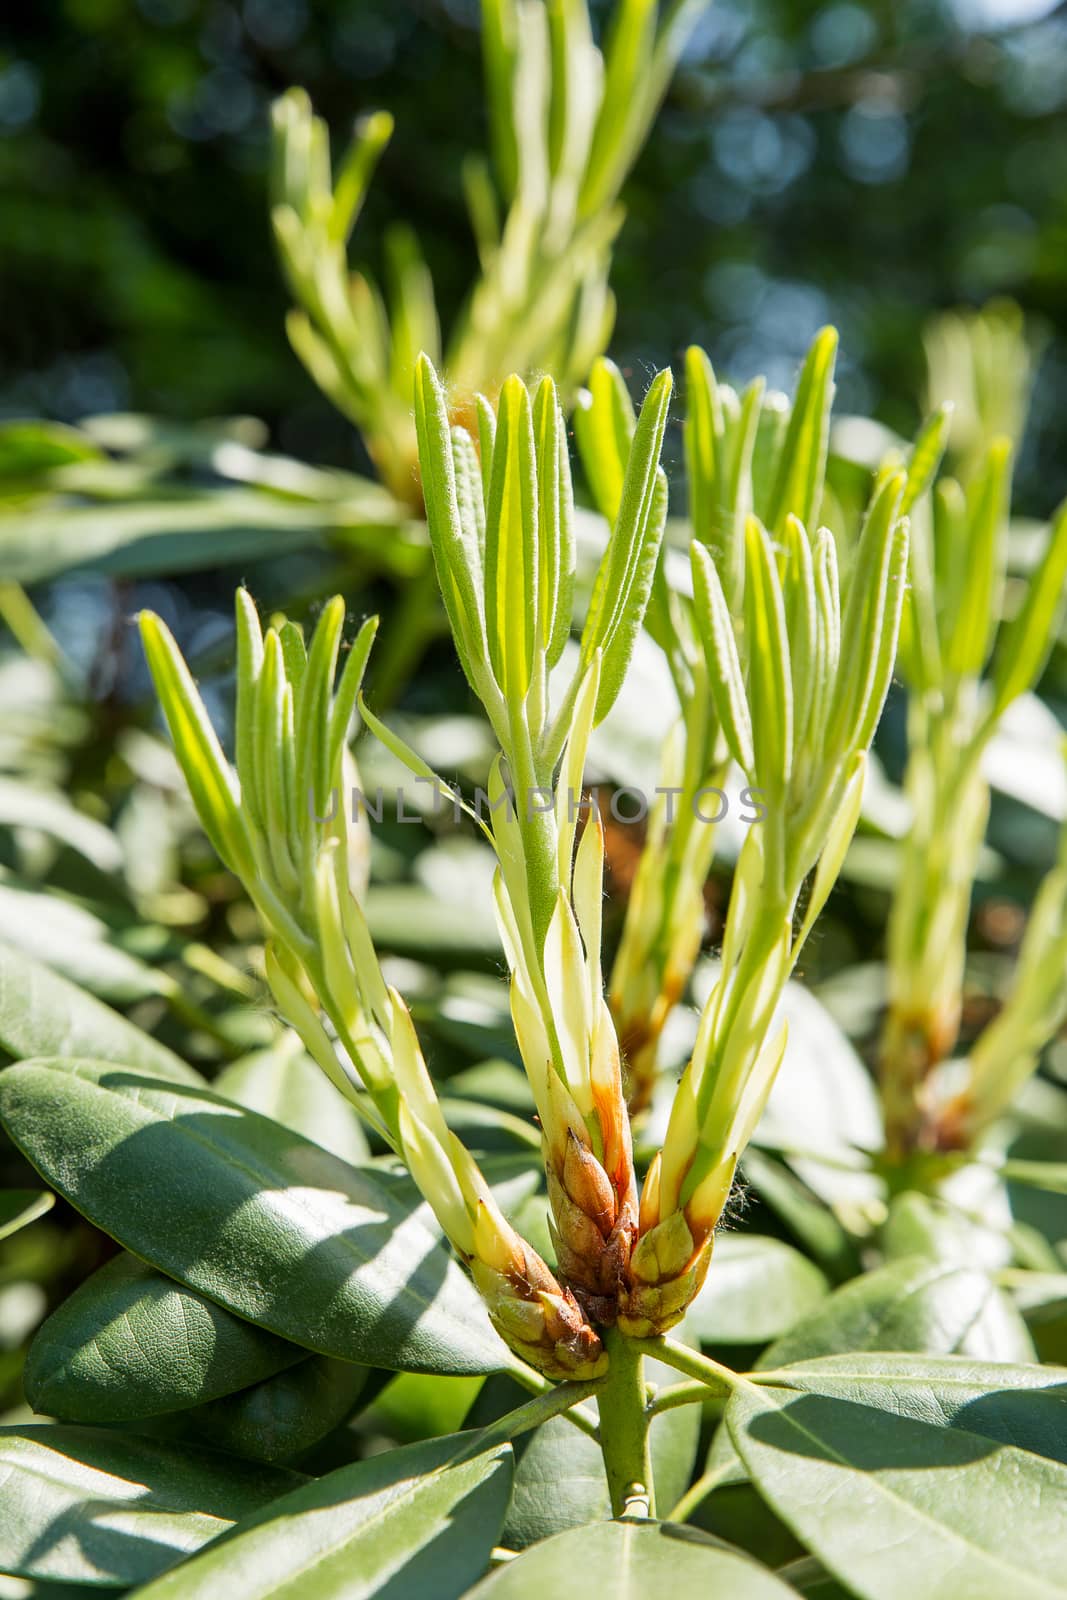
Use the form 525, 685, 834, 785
634, 1336, 744, 1397
507, 1360, 601, 1439
647, 1379, 721, 1417
598, 1325, 655, 1519
665, 1457, 738, 1524
465, 1377, 605, 1458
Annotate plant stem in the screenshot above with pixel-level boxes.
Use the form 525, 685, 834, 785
598, 1325, 655, 1519
507, 1360, 601, 1439
647, 1379, 722, 1417
665, 1457, 738, 1524
634, 1336, 744, 1396
467, 1377, 606, 1457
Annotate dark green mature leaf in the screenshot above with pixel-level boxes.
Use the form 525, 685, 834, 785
729, 1385, 1067, 1600
213, 1044, 370, 1165
691, 1479, 804, 1571
757, 1352, 1067, 1465
0, 1059, 511, 1376
688, 1236, 829, 1345
467, 1521, 799, 1597
128, 1432, 513, 1600
0, 940, 199, 1083
152, 1355, 372, 1464
501, 1412, 609, 1546
24, 1253, 302, 1422
0, 1425, 301, 1587
762, 1254, 1035, 1367
0, 1187, 53, 1240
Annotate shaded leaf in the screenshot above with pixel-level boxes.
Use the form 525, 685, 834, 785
762, 1255, 1035, 1368
0, 1425, 301, 1587
151, 1354, 372, 1465
757, 1351, 1067, 1466
214, 1043, 370, 1166
25, 1253, 303, 1422
0, 1058, 511, 1376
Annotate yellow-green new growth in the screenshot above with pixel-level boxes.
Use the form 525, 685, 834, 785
140, 596, 605, 1380
618, 477, 910, 1335
591, 328, 840, 1109
141, 335, 914, 1386
271, 0, 703, 505
380, 353, 671, 1328
882, 318, 1067, 1153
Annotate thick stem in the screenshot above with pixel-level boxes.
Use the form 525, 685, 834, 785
598, 1325, 654, 1519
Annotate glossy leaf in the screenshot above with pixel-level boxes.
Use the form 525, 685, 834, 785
128, 1431, 513, 1600
0, 1058, 512, 1376
24, 1253, 303, 1422
757, 1352, 1067, 1465
729, 1384, 1067, 1600
762, 1255, 1035, 1368
468, 1520, 799, 1598
213, 1042, 370, 1165
153, 1354, 372, 1465
0, 1425, 301, 1587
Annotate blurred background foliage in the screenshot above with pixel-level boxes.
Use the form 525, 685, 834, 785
3, 0, 1067, 512
4, 0, 1067, 1444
